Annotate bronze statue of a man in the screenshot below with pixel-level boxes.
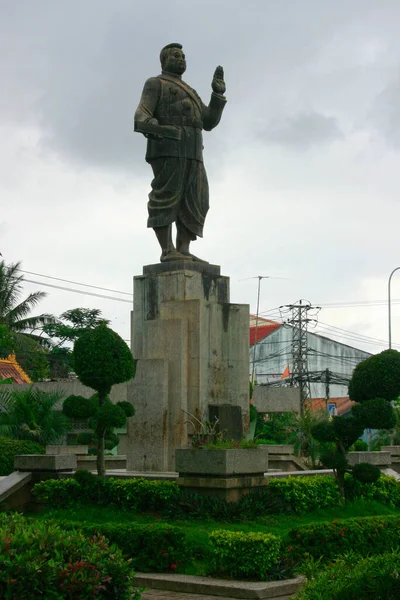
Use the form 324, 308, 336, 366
134, 43, 226, 263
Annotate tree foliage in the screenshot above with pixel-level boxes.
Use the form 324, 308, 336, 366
71, 324, 136, 475
0, 387, 70, 445
349, 349, 400, 403
313, 349, 400, 499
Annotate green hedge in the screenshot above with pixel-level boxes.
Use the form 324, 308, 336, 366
0, 512, 139, 599
296, 550, 400, 599
61, 520, 188, 573
209, 530, 281, 580
345, 473, 400, 506
287, 515, 400, 563
33, 472, 400, 520
33, 473, 180, 511
0, 438, 44, 476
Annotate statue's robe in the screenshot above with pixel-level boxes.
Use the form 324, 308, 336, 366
134, 72, 226, 238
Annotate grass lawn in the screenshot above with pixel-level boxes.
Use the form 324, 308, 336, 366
28, 499, 400, 576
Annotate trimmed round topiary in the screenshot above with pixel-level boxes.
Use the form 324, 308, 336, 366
333, 416, 364, 450
312, 421, 337, 443
116, 400, 135, 417
76, 432, 95, 445
352, 398, 397, 430
320, 448, 349, 471
349, 349, 400, 403
63, 395, 97, 419
93, 401, 127, 431
352, 462, 381, 483
73, 323, 135, 396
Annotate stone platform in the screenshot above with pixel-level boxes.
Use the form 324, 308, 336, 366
127, 264, 250, 472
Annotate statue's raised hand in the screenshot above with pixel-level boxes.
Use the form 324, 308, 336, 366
212, 66, 226, 95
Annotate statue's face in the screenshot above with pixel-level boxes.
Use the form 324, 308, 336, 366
164, 47, 186, 75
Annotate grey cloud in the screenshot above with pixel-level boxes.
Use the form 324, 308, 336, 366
259, 112, 343, 148
371, 74, 400, 148
0, 0, 383, 172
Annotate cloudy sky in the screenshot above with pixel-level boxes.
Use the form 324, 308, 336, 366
1, 0, 400, 355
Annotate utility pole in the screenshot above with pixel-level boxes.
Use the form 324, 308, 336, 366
282, 300, 317, 413
325, 367, 330, 413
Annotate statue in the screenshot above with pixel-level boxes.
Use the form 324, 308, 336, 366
134, 43, 226, 263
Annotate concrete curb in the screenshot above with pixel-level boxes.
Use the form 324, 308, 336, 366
134, 573, 305, 599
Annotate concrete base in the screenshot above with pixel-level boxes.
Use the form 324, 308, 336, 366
76, 455, 126, 471
175, 448, 268, 477
14, 454, 77, 472
177, 474, 269, 502
46, 445, 88, 456
135, 572, 305, 599
127, 265, 250, 472
347, 451, 391, 466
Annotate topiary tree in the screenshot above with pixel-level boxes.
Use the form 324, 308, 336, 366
67, 323, 136, 476
312, 349, 399, 499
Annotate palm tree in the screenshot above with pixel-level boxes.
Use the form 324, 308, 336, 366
0, 387, 70, 445
0, 260, 55, 347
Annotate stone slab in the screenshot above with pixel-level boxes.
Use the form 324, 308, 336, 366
14, 454, 77, 472
134, 573, 305, 599
258, 445, 294, 455
46, 445, 88, 455
177, 474, 269, 502
347, 451, 391, 466
143, 262, 221, 276
253, 387, 301, 413
0, 471, 32, 504
382, 446, 400, 456
175, 448, 268, 476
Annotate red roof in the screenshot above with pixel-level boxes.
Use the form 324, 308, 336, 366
0, 355, 31, 384
250, 323, 281, 345
311, 397, 355, 416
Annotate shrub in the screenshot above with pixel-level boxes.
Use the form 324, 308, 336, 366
33, 476, 180, 511
0, 437, 44, 476
287, 515, 400, 563
0, 512, 139, 599
209, 530, 281, 580
352, 462, 381, 483
344, 473, 400, 506
63, 520, 188, 573
267, 476, 342, 513
296, 550, 400, 599
63, 394, 97, 419
349, 439, 368, 452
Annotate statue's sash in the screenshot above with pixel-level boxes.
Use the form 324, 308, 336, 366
159, 74, 203, 114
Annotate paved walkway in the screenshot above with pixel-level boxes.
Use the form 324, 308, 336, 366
141, 591, 236, 599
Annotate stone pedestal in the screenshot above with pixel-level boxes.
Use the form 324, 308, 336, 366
127, 261, 250, 472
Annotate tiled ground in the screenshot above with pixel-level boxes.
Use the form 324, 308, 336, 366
141, 591, 236, 599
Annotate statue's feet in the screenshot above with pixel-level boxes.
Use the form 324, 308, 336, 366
180, 251, 209, 264
160, 250, 192, 262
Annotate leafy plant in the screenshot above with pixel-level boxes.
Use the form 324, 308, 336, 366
295, 549, 400, 599
209, 530, 281, 580
287, 515, 400, 563
62, 520, 188, 573
0, 386, 70, 444
72, 324, 135, 475
0, 512, 140, 599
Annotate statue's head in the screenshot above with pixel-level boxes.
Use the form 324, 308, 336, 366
160, 43, 186, 75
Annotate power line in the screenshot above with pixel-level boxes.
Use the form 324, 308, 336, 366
19, 269, 133, 297
23, 278, 132, 303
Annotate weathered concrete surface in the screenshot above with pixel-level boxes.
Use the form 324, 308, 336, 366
76, 455, 126, 471
0, 471, 32, 506
46, 445, 88, 455
14, 454, 76, 472
127, 267, 250, 472
347, 451, 391, 466
252, 386, 301, 413
382, 446, 400, 456
175, 448, 267, 476
135, 573, 305, 599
